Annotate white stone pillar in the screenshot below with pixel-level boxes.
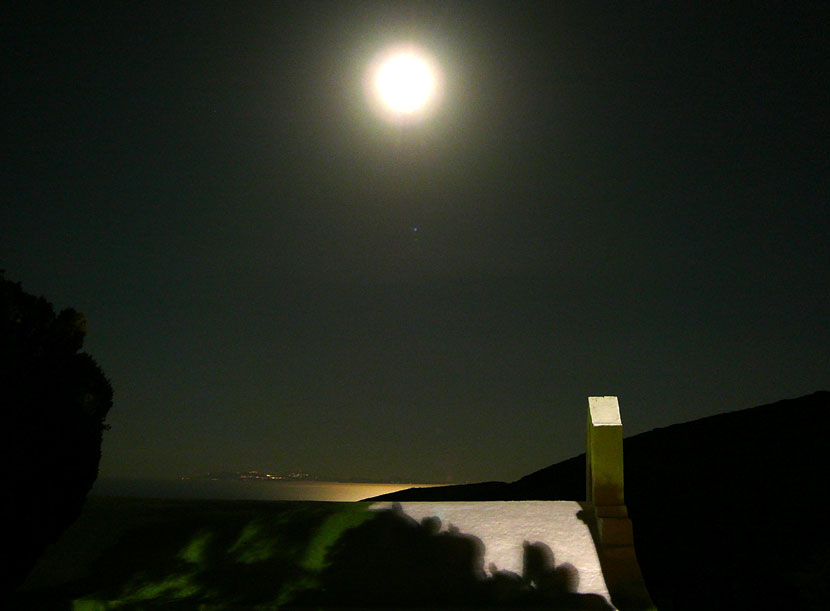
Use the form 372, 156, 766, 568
586, 396, 656, 610
587, 396, 631, 544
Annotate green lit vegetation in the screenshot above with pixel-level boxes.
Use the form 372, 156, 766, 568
179, 531, 214, 565
228, 521, 277, 565
120, 571, 201, 602
301, 502, 374, 572
275, 503, 376, 606
18, 497, 383, 609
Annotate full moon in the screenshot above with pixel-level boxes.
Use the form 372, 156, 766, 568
368, 46, 441, 120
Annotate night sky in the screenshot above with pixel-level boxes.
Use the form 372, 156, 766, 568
3, 2, 827, 484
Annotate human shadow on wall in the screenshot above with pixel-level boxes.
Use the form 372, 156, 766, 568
293, 503, 614, 609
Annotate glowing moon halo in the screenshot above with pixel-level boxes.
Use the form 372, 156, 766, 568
367, 46, 442, 121
375, 53, 435, 114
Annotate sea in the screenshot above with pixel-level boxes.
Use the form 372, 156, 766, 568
90, 477, 435, 502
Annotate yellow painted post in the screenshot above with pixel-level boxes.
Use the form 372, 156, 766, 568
587, 396, 626, 509
587, 396, 656, 610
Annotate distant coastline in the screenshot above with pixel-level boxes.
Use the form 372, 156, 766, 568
179, 470, 436, 485
91, 476, 440, 502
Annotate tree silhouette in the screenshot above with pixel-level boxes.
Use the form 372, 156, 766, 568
2, 272, 113, 589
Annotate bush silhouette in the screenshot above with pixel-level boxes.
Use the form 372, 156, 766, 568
2, 273, 113, 588
295, 505, 615, 609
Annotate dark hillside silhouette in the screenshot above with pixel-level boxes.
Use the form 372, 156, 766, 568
2, 273, 113, 589
374, 391, 830, 609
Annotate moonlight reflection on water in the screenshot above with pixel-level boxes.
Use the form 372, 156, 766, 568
91, 478, 437, 502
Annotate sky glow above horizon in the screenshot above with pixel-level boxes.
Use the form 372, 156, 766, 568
3, 2, 826, 484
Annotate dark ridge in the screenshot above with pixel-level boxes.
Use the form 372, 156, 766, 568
371, 481, 510, 502
369, 391, 830, 610
504, 453, 585, 500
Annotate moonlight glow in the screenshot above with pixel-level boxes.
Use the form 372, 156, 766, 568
376, 53, 435, 113
368, 46, 442, 121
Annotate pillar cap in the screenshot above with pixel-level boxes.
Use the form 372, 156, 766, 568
589, 396, 621, 426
